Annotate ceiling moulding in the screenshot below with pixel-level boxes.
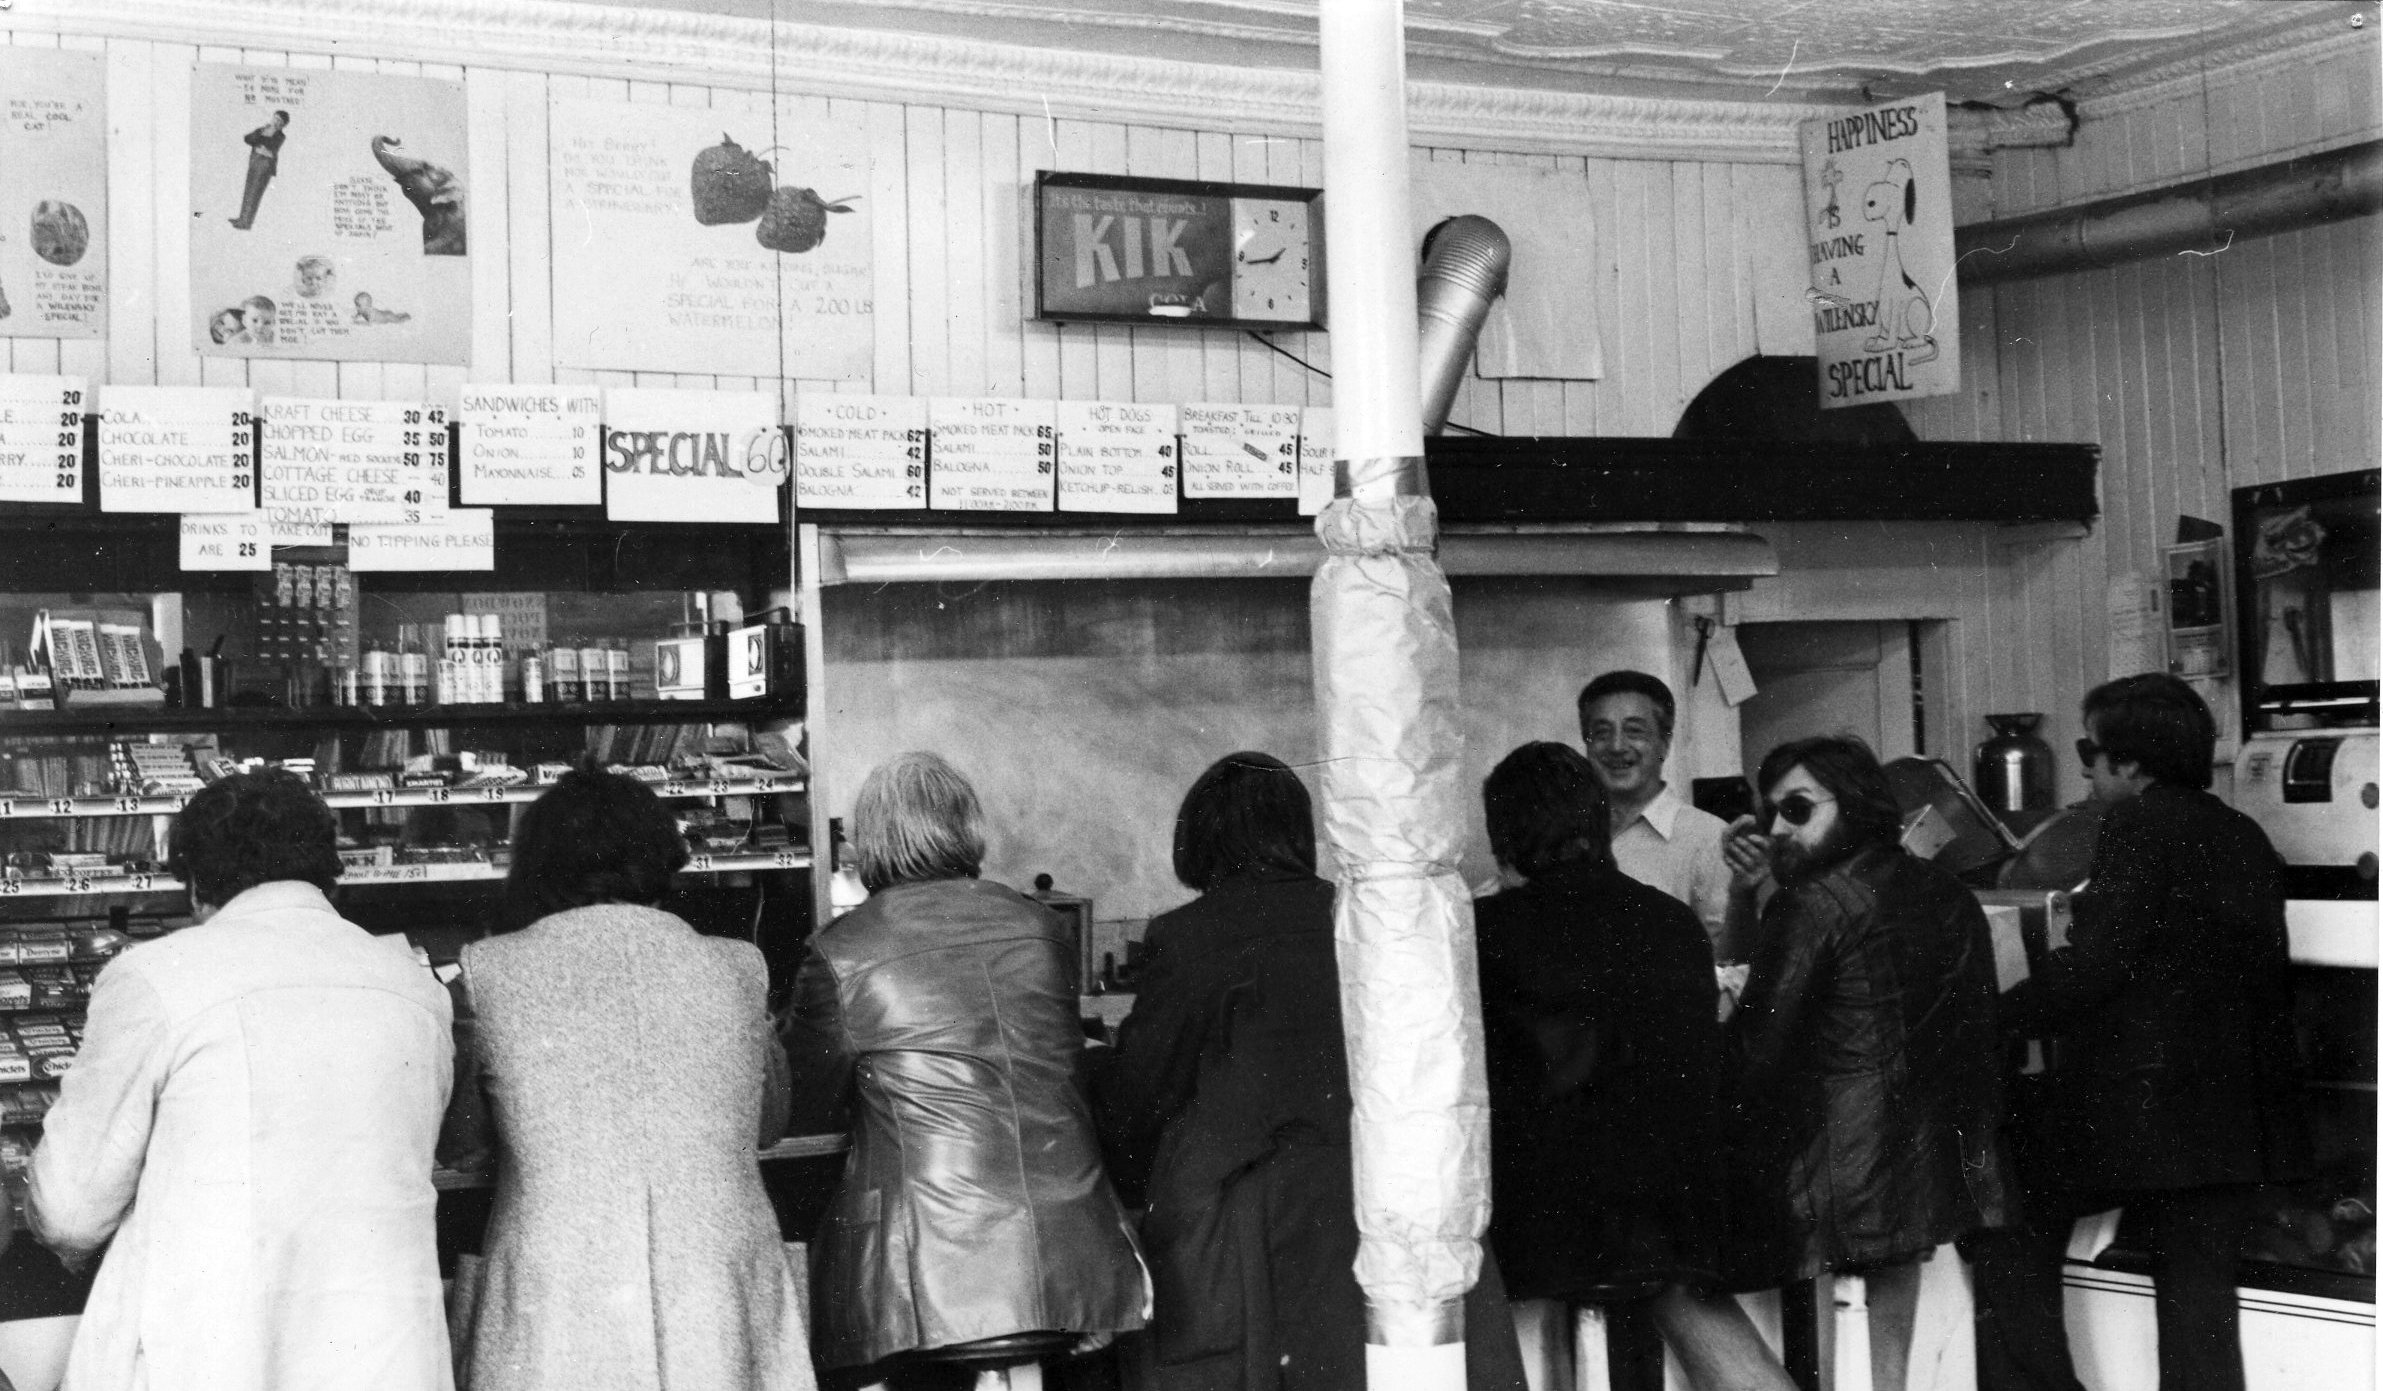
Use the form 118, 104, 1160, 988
2078, 19, 2372, 123
37, 0, 1807, 163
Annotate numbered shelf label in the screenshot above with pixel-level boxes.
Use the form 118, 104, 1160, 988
1181, 404, 1301, 500
180, 513, 272, 571
261, 397, 449, 527
1298, 407, 1335, 516
97, 386, 256, 514
794, 394, 927, 510
1056, 401, 1178, 515
928, 398, 1055, 513
459, 386, 602, 506
0, 375, 88, 504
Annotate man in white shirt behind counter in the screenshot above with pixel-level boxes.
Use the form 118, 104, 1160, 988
1578, 670, 1757, 966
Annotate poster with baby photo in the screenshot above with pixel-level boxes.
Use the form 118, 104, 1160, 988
189, 65, 469, 364
0, 49, 109, 339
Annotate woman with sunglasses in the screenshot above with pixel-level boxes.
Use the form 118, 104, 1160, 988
1720, 735, 2011, 1391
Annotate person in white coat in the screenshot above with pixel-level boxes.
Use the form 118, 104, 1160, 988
28, 769, 456, 1391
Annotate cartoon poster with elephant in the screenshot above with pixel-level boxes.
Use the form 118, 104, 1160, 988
548, 96, 872, 379
189, 66, 469, 364
0, 49, 109, 339
1798, 91, 1958, 408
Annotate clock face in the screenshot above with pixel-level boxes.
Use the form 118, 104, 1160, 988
1231, 197, 1313, 324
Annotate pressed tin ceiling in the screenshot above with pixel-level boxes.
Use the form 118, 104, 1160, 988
582, 0, 2366, 108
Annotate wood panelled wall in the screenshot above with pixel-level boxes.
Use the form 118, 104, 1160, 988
1, 26, 1812, 428
1901, 35, 2380, 801
9, 18, 2377, 801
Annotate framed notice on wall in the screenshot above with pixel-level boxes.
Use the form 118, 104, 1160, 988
1033, 172, 1324, 331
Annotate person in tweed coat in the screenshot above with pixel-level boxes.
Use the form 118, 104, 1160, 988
441, 766, 810, 1391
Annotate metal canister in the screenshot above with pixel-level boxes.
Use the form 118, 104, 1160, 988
1975, 712, 2056, 834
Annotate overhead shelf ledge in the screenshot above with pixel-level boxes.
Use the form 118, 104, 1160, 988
811, 524, 1779, 592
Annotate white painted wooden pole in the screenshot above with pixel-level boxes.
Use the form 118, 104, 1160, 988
1313, 6, 1488, 1391
1831, 1274, 1875, 1391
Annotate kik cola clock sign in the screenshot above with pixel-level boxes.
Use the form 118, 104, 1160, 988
1033, 172, 1324, 331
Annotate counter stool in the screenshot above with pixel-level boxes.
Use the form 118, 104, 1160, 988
909, 1330, 1077, 1391
1570, 1279, 1667, 1391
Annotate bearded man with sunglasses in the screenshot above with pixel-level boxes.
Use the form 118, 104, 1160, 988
1718, 736, 2011, 1391
1966, 674, 2312, 1391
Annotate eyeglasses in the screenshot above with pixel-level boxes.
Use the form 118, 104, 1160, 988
2075, 737, 2103, 769
1763, 792, 1836, 827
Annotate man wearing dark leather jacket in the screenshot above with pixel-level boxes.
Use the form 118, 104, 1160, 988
1721, 735, 2011, 1391
1967, 675, 2312, 1391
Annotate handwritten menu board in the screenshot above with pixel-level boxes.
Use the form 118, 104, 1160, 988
0, 375, 87, 504
1056, 401, 1177, 515
348, 508, 495, 571
179, 513, 271, 571
1298, 406, 1335, 516
1180, 403, 1300, 499
459, 385, 602, 506
603, 388, 785, 524
928, 398, 1055, 513
98, 386, 255, 514
794, 394, 926, 510
261, 398, 448, 534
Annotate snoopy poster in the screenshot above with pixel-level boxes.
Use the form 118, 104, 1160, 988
1798, 92, 1958, 408
189, 66, 469, 365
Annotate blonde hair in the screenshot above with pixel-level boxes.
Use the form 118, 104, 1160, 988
851, 751, 987, 891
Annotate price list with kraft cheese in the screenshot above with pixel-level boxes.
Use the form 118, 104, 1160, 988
928, 398, 1056, 512
1057, 401, 1178, 515
0, 375, 89, 504
794, 394, 927, 510
98, 386, 257, 514
458, 386, 602, 507
261, 398, 449, 539
1180, 404, 1301, 499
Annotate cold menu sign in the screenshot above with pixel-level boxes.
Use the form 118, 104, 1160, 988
99, 386, 257, 514
794, 394, 927, 510
0, 375, 89, 504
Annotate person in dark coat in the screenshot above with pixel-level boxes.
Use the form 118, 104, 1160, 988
1475, 743, 1792, 1391
1720, 735, 2011, 1391
782, 752, 1148, 1381
1093, 752, 1527, 1391
1968, 674, 2313, 1391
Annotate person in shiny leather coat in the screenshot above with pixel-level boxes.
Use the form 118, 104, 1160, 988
1093, 753, 1526, 1391
1720, 736, 2011, 1391
782, 752, 1147, 1377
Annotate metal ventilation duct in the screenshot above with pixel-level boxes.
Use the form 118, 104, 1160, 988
1955, 139, 2383, 285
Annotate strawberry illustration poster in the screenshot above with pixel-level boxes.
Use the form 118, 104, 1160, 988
548, 97, 872, 379
190, 66, 470, 364
0, 49, 108, 339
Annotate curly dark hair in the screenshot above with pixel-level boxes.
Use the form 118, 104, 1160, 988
1482, 741, 1615, 878
502, 764, 689, 929
1755, 735, 1904, 851
2083, 672, 2216, 790
1172, 752, 1317, 894
168, 769, 343, 907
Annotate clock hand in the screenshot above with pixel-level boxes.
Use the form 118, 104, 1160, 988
1243, 249, 1286, 265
